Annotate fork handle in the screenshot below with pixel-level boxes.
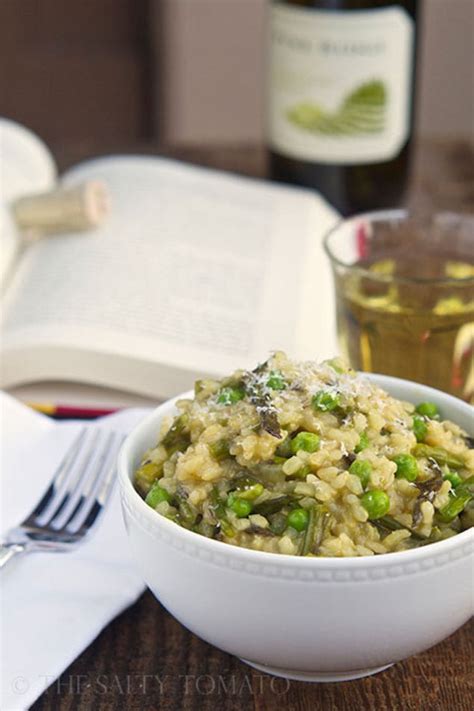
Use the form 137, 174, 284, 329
0, 543, 26, 570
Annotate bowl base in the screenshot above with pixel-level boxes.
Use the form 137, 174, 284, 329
240, 658, 394, 682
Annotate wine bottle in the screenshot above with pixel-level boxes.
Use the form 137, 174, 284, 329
267, 0, 420, 215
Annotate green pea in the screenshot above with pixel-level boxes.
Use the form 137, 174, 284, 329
145, 482, 171, 508
360, 490, 390, 520
290, 431, 320, 454
412, 414, 428, 442
287, 507, 310, 532
415, 402, 440, 419
443, 471, 463, 489
217, 386, 245, 405
227, 494, 253, 518
312, 390, 340, 412
392, 453, 419, 482
355, 431, 369, 453
349, 459, 372, 488
266, 371, 286, 390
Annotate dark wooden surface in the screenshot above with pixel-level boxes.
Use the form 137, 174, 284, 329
32, 141, 473, 711
32, 594, 473, 711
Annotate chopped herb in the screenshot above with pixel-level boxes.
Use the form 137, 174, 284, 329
342, 452, 357, 467
243, 370, 282, 438
412, 467, 444, 526
209, 487, 235, 538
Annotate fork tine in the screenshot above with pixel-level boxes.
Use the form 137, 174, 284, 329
2, 428, 127, 569
25, 428, 87, 521
32, 428, 101, 527
49, 429, 115, 530
65, 432, 125, 534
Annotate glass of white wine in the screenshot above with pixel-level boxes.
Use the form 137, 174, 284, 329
324, 210, 474, 402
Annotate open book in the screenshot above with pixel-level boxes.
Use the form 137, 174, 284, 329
0, 120, 339, 399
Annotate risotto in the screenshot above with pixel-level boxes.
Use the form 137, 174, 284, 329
134, 353, 474, 557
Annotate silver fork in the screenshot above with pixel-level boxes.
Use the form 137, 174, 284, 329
0, 427, 125, 570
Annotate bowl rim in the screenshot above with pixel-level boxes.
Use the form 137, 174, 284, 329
118, 373, 473, 569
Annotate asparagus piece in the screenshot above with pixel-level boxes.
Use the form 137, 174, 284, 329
208, 439, 231, 461
135, 461, 163, 495
209, 487, 235, 538
301, 504, 329, 556
372, 515, 428, 541
412, 444, 464, 469
253, 495, 294, 516
161, 414, 191, 455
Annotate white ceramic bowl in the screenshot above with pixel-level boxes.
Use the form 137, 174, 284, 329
118, 374, 473, 682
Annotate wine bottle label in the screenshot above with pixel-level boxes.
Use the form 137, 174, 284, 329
268, 4, 414, 165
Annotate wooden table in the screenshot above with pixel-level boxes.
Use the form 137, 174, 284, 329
33, 140, 473, 711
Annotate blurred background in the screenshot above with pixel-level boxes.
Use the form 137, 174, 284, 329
1, 0, 472, 170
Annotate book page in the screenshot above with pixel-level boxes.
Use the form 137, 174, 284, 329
0, 156, 338, 393
0, 119, 57, 289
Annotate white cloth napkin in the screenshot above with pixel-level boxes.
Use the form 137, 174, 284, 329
0, 393, 152, 710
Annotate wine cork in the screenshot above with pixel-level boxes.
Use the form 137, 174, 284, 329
11, 180, 110, 235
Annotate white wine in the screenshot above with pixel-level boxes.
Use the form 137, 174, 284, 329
267, 0, 420, 214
